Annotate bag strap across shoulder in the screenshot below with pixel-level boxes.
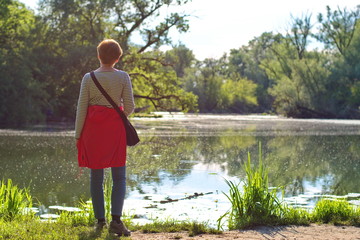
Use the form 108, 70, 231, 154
90, 71, 128, 123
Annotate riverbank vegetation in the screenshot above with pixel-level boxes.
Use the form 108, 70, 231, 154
217, 146, 360, 230
1, 1, 360, 127
0, 175, 220, 239
1, 149, 360, 239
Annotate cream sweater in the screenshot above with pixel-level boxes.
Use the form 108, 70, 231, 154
75, 71, 135, 139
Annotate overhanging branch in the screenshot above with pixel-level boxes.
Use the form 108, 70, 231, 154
134, 94, 180, 101
141, 57, 174, 66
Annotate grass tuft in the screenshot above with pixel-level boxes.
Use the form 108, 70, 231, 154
0, 179, 34, 221
104, 171, 112, 222
136, 218, 221, 236
57, 200, 95, 226
1, 147, 360, 238
218, 143, 310, 230
312, 199, 354, 224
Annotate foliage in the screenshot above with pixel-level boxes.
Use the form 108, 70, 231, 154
137, 218, 221, 236
184, 57, 258, 113
0, 179, 33, 221
323, 21, 360, 117
217, 144, 360, 230
0, 173, 359, 238
57, 173, 123, 227
220, 145, 283, 229
0, 0, 197, 126
0, 0, 47, 126
165, 43, 196, 78
317, 6, 360, 55
104, 172, 112, 222
0, 216, 220, 239
57, 200, 94, 226
0, 218, 121, 240
260, 7, 360, 118
220, 74, 258, 112
35, 0, 197, 118
227, 33, 278, 112
312, 199, 354, 224
264, 42, 333, 117
127, 48, 198, 112
217, 145, 310, 229
2, 2, 360, 125
184, 59, 223, 112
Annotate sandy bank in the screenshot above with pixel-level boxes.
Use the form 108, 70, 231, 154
130, 224, 360, 239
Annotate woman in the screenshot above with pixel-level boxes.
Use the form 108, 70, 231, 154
75, 39, 135, 236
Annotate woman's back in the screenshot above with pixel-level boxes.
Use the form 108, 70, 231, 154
81, 71, 134, 110
75, 70, 135, 139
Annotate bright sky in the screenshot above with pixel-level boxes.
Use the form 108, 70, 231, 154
20, 0, 359, 60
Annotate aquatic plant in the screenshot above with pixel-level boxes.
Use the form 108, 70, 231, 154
0, 179, 33, 221
218, 144, 310, 229
1, 176, 360, 239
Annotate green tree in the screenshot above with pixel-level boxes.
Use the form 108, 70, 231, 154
220, 74, 258, 112
165, 44, 195, 78
184, 58, 223, 112
184, 56, 258, 113
322, 23, 360, 117
261, 14, 334, 117
0, 0, 46, 126
227, 32, 280, 112
316, 6, 360, 117
34, 0, 196, 120
126, 48, 198, 112
317, 5, 360, 55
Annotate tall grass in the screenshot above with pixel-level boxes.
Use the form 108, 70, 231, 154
1, 161, 360, 238
0, 179, 33, 221
104, 171, 112, 221
218, 144, 310, 229
351, 205, 360, 226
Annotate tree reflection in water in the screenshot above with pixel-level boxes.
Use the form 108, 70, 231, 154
0, 118, 359, 208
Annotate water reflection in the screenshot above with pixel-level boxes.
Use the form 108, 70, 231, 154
0, 135, 88, 206
0, 116, 360, 220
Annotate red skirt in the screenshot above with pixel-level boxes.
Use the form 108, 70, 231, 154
77, 105, 126, 169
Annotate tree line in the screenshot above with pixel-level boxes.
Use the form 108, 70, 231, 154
0, 0, 359, 127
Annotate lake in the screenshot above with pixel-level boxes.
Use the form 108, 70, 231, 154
1, 113, 360, 226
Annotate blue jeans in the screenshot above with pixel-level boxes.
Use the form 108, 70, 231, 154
90, 166, 126, 219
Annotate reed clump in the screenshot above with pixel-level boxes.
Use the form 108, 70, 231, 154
1, 156, 360, 238
218, 144, 310, 229
217, 144, 360, 230
0, 179, 33, 221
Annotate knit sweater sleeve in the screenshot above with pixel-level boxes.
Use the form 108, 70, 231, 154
122, 72, 135, 117
74, 74, 90, 139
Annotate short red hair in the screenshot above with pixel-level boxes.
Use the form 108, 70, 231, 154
97, 39, 123, 64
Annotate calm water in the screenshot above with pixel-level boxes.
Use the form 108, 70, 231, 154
1, 114, 360, 225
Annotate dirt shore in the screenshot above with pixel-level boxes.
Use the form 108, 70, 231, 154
130, 224, 360, 239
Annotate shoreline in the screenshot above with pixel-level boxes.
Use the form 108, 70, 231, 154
130, 224, 360, 239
